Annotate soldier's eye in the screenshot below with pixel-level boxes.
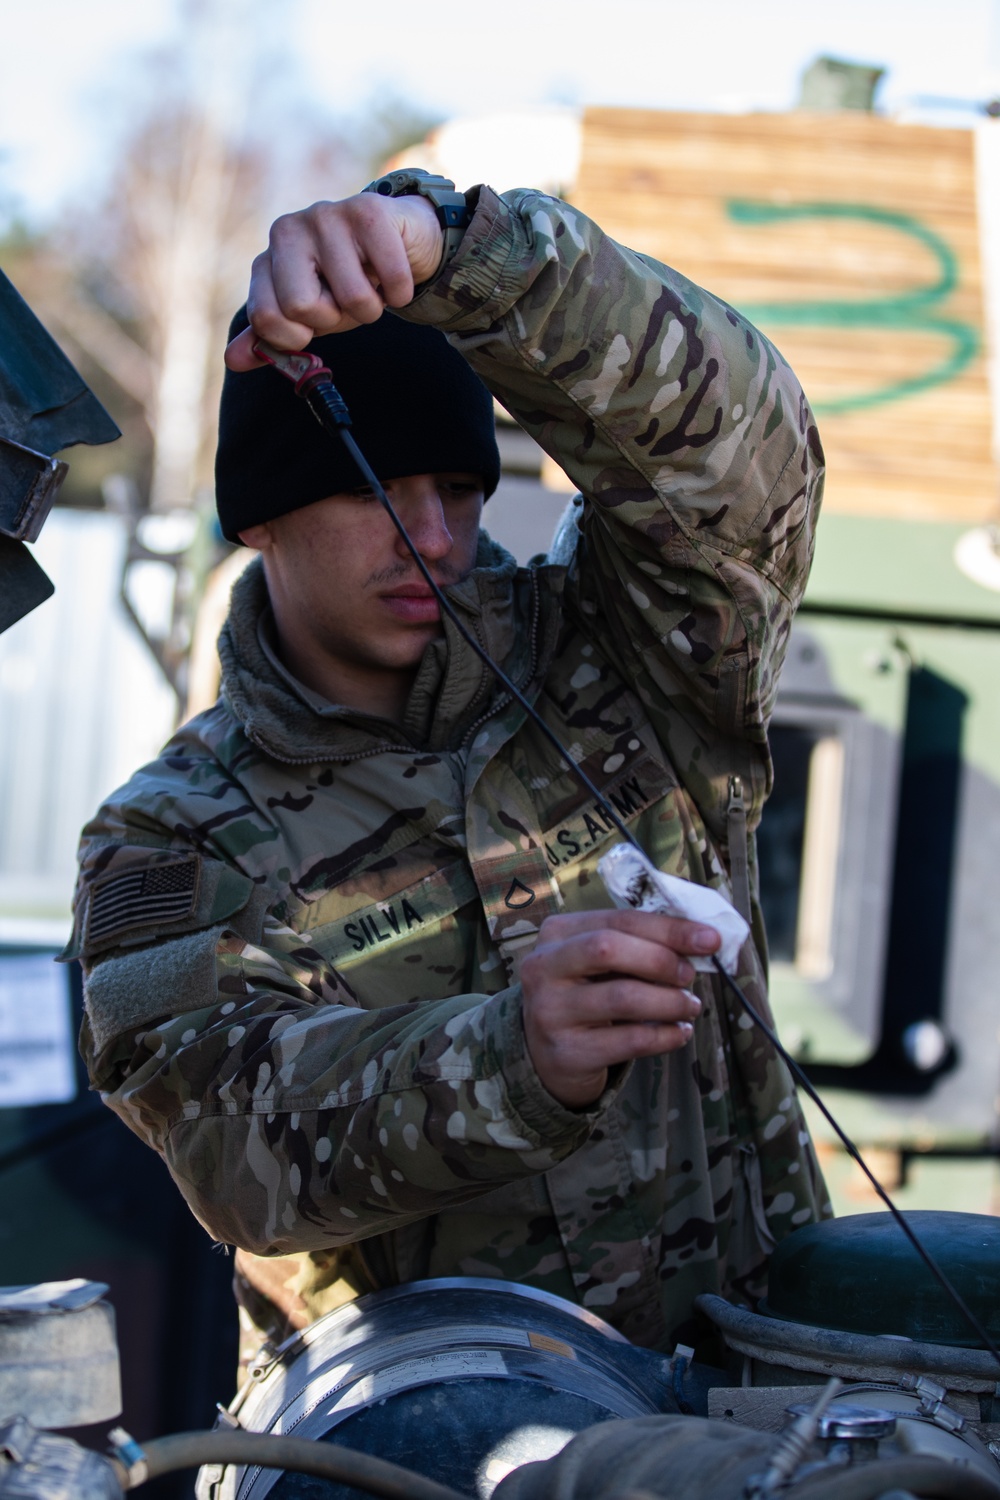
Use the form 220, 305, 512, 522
439, 481, 481, 499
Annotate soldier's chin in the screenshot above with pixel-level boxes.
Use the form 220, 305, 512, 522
378, 625, 444, 670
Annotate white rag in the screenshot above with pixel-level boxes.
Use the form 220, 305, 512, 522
597, 843, 749, 972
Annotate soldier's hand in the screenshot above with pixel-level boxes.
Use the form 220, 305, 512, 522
520, 909, 719, 1110
225, 193, 444, 369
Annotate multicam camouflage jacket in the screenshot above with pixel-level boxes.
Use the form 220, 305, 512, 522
70, 184, 830, 1358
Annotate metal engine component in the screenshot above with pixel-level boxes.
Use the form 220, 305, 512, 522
786, 1400, 898, 1462
0, 1417, 121, 1500
695, 1211, 1000, 1495
0, 1282, 121, 1430
779, 1386, 999, 1476
491, 1409, 1000, 1500
759, 1212, 1000, 1348
697, 1211, 1000, 1434
697, 1332, 1000, 1487
200, 1278, 686, 1500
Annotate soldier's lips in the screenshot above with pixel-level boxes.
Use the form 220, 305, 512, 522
379, 588, 441, 623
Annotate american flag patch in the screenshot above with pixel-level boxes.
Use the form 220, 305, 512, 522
86, 857, 199, 947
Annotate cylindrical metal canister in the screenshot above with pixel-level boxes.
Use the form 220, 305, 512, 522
201, 1278, 676, 1500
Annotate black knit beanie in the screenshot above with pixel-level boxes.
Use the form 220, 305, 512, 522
216, 308, 501, 543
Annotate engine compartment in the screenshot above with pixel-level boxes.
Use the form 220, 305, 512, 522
4, 1212, 1000, 1500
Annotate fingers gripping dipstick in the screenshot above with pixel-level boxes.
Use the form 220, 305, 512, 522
251, 335, 1000, 1373
252, 342, 352, 418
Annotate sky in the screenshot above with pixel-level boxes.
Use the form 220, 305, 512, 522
2, 0, 1000, 226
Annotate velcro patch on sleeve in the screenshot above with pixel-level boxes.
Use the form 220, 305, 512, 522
85, 856, 200, 948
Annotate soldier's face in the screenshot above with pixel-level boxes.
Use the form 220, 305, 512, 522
240, 471, 485, 682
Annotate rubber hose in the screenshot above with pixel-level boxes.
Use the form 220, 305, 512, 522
789, 1453, 1000, 1500
127, 1430, 471, 1500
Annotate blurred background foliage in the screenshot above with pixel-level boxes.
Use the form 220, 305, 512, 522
2, 12, 439, 521
0, 0, 440, 707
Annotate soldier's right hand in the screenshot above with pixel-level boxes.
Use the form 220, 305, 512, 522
519, 909, 719, 1110
225, 193, 445, 369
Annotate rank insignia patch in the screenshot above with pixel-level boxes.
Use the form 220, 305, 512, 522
86, 856, 199, 947
504, 878, 536, 909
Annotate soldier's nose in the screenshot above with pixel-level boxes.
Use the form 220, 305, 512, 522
392, 477, 454, 561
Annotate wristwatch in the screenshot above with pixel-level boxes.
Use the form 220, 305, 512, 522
361, 169, 472, 279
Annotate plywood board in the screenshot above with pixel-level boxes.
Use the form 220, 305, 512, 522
574, 109, 997, 523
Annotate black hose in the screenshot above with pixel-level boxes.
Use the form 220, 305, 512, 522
788, 1453, 1000, 1500
124, 1430, 472, 1500
696, 1292, 1000, 1384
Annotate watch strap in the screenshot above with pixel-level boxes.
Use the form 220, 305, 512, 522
362, 169, 472, 278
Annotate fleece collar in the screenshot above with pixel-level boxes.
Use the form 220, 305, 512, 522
218, 533, 563, 764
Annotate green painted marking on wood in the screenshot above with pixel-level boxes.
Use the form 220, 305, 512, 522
726, 201, 980, 414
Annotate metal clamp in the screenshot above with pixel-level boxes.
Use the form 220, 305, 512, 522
107, 1428, 148, 1488
898, 1373, 968, 1433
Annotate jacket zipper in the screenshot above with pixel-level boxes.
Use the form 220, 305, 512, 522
727, 773, 752, 923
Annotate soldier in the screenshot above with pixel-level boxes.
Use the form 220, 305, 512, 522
70, 173, 830, 1363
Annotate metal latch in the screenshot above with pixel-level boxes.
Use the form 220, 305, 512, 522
0, 436, 68, 543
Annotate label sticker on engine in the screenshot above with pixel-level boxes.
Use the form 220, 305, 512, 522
335, 1349, 508, 1410
528, 1332, 576, 1359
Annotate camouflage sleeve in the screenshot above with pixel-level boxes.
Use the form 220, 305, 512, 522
402, 186, 825, 833
83, 912, 607, 1256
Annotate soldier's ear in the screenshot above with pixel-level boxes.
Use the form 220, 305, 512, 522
237, 522, 273, 551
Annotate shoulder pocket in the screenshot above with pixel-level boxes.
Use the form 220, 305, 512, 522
83, 923, 231, 1059
65, 846, 270, 964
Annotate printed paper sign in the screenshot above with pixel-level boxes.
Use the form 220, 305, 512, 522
0, 953, 76, 1107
